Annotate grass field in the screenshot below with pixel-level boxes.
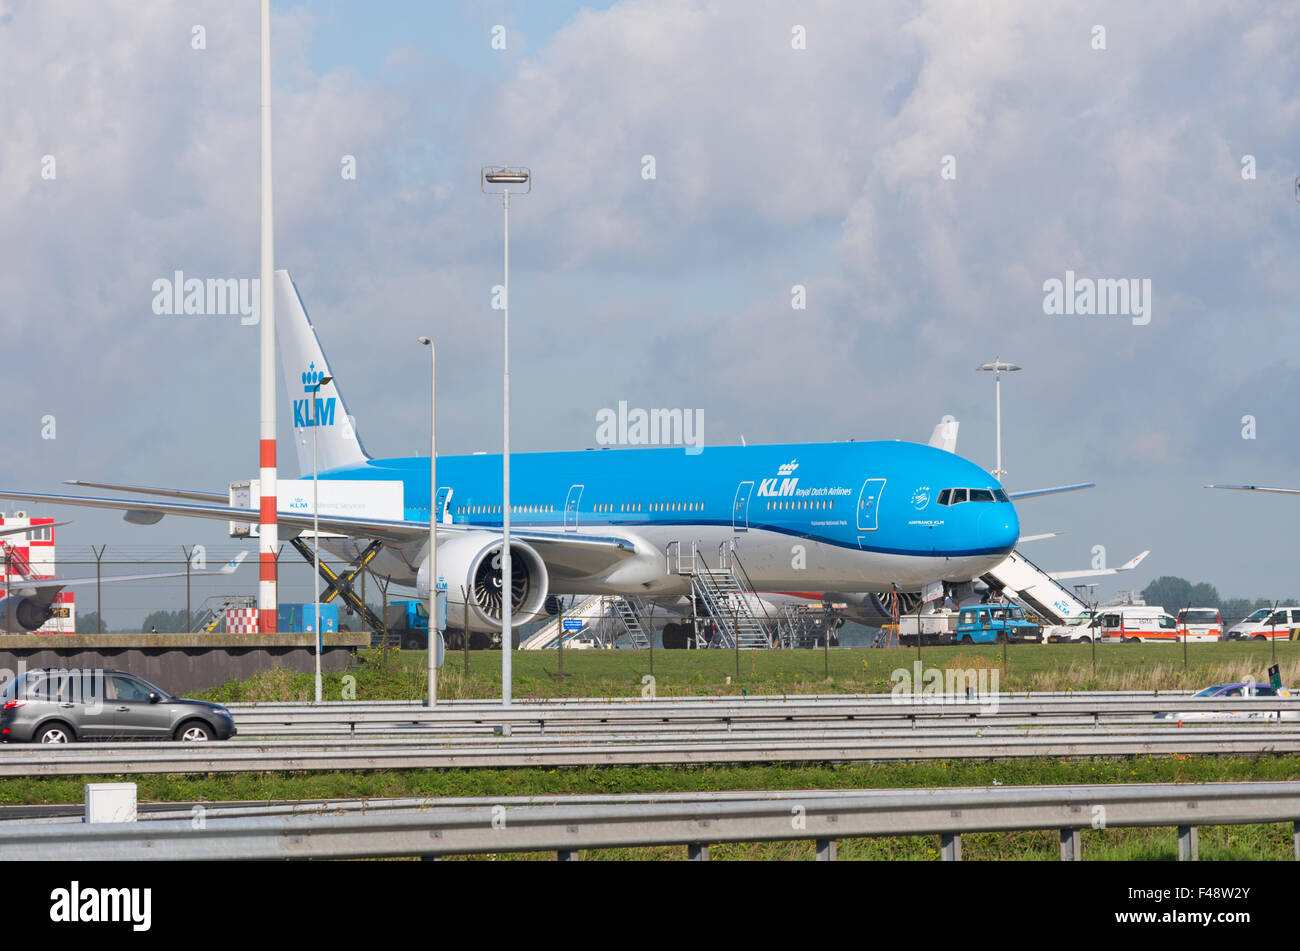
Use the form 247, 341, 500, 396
195, 641, 1300, 703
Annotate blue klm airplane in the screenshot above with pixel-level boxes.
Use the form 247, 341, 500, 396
0, 271, 1087, 636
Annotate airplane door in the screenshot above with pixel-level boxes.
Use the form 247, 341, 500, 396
732, 481, 753, 532
856, 478, 886, 532
564, 484, 584, 532
436, 486, 452, 524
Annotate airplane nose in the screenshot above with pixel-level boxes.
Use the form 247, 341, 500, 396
979, 505, 1019, 552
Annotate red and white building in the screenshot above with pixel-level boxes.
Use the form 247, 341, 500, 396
0, 513, 75, 633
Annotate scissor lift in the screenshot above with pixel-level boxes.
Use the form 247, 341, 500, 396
289, 537, 388, 640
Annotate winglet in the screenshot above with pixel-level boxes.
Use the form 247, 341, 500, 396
219, 551, 250, 574
1117, 550, 1150, 571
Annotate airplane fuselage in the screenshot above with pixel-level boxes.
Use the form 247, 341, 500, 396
304, 439, 1019, 595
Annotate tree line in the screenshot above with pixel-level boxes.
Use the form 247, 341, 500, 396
1140, 576, 1296, 621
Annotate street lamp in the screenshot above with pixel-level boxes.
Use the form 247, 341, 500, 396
311, 373, 333, 704
418, 335, 438, 706
482, 165, 530, 706
976, 358, 1020, 482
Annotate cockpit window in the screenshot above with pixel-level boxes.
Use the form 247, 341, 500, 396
938, 487, 1009, 506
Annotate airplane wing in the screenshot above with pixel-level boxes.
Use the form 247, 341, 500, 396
1205, 484, 1300, 495
0, 489, 432, 544
1049, 550, 1150, 580
1006, 483, 1095, 500
1018, 532, 1064, 543
64, 480, 229, 503
0, 490, 644, 581
0, 521, 70, 538
7, 552, 249, 606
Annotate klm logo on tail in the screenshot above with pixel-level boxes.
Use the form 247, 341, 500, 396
294, 362, 336, 429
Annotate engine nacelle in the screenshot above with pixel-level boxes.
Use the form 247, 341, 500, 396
0, 596, 53, 633
418, 532, 549, 633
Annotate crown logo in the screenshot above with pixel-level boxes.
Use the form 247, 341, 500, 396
302, 362, 325, 392
777, 459, 798, 476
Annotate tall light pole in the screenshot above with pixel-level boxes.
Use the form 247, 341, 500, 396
482, 166, 530, 706
311, 374, 332, 704
418, 336, 438, 706
977, 358, 1020, 482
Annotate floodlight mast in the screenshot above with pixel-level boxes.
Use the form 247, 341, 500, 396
481, 167, 530, 706
418, 335, 437, 706
311, 374, 333, 704
976, 358, 1021, 481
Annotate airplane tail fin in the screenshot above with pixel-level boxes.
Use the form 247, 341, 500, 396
275, 269, 372, 475
928, 417, 959, 453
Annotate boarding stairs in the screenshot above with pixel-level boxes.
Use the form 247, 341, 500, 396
0, 542, 37, 585
980, 548, 1092, 626
191, 595, 256, 634
610, 595, 653, 649
668, 541, 772, 649
520, 594, 610, 650
775, 603, 833, 649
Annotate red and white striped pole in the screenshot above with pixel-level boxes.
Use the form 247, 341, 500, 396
258, 0, 278, 633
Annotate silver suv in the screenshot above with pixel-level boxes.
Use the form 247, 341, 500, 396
0, 668, 236, 743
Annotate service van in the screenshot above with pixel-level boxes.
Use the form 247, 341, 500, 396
1043, 610, 1098, 643
1096, 607, 1180, 643
1176, 607, 1223, 643
1225, 607, 1300, 641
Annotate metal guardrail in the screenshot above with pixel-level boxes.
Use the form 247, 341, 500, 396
2, 723, 1298, 775
217, 695, 1299, 737
7, 781, 1300, 860
226, 690, 1197, 707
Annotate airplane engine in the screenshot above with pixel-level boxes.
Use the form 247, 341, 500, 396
0, 596, 53, 633
418, 532, 549, 633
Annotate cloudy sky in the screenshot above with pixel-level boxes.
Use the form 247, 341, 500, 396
1, 0, 1298, 624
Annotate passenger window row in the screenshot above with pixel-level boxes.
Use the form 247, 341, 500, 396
453, 501, 710, 517
766, 500, 833, 511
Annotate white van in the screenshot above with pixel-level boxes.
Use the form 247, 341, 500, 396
1176, 607, 1223, 643
1225, 607, 1300, 641
1096, 607, 1180, 643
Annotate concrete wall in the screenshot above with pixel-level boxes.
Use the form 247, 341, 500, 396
0, 633, 369, 694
